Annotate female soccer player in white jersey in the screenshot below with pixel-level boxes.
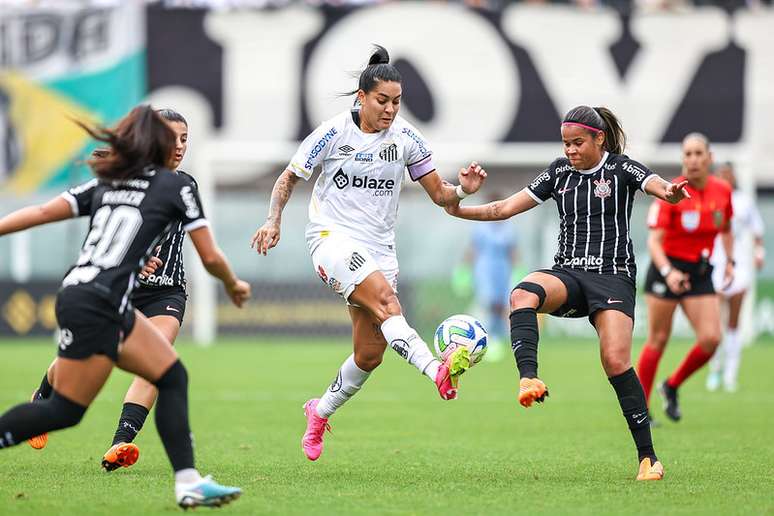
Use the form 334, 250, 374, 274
251, 46, 486, 461
0, 106, 250, 508
443, 105, 691, 481
707, 162, 766, 392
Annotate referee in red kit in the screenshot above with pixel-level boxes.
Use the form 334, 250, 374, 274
637, 133, 734, 422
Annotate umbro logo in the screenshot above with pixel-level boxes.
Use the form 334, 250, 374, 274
338, 145, 355, 155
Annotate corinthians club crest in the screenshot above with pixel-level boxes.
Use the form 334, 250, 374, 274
593, 178, 612, 199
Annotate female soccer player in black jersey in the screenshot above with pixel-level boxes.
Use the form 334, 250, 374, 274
20, 109, 200, 471
445, 105, 690, 481
0, 106, 250, 508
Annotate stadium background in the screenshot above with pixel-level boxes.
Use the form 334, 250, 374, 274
1, 0, 772, 343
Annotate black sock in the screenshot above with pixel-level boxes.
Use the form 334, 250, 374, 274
0, 391, 86, 449
35, 372, 53, 401
510, 308, 540, 378
153, 360, 194, 472
111, 402, 150, 446
609, 368, 657, 463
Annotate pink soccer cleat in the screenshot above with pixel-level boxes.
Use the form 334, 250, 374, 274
301, 399, 331, 461
434, 347, 471, 400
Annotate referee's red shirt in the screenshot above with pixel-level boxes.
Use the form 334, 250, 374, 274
647, 175, 733, 262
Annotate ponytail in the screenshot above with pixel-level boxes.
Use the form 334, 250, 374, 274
344, 44, 402, 97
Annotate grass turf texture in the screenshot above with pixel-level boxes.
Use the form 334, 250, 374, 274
0, 337, 773, 515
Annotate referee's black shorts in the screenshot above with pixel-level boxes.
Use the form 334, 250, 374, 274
536, 266, 636, 325
644, 257, 714, 300
55, 285, 136, 362
132, 286, 187, 325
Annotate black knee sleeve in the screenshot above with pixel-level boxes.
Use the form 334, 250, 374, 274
513, 282, 547, 310
509, 307, 540, 379
154, 359, 188, 390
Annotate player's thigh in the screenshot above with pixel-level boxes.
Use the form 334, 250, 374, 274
148, 315, 182, 345
726, 291, 746, 329
645, 294, 679, 350
680, 294, 722, 350
511, 271, 569, 313
53, 355, 114, 407
593, 310, 634, 376
349, 305, 387, 371
116, 311, 179, 383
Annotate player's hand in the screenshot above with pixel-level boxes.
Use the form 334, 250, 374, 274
722, 262, 735, 290
250, 220, 281, 256
226, 279, 251, 308
138, 256, 163, 279
665, 269, 690, 294
458, 161, 487, 196
664, 180, 691, 204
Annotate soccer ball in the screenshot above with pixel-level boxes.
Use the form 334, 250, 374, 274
433, 314, 488, 366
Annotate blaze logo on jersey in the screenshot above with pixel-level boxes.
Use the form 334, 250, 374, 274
379, 143, 398, 162
333, 169, 349, 189
593, 178, 612, 199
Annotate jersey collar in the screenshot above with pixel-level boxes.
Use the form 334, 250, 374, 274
576, 151, 609, 175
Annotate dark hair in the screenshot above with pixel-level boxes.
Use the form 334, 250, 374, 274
76, 105, 176, 181
347, 45, 402, 96
562, 105, 626, 155
156, 108, 187, 127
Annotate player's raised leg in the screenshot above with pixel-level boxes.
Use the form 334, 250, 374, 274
103, 314, 181, 471
26, 358, 57, 449
595, 310, 663, 480
662, 294, 721, 421
117, 312, 240, 509
509, 271, 568, 408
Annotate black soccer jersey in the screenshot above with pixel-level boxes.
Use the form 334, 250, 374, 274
62, 171, 197, 291
525, 152, 657, 280
60, 168, 207, 312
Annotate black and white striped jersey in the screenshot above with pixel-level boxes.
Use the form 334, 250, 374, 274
60, 168, 207, 312
525, 152, 658, 280
63, 171, 197, 291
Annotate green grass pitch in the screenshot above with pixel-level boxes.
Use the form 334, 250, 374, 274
0, 337, 772, 515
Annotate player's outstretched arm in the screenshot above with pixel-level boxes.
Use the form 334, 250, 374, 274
645, 177, 691, 204
444, 189, 538, 221
189, 226, 251, 307
418, 162, 486, 207
251, 169, 300, 255
0, 196, 74, 237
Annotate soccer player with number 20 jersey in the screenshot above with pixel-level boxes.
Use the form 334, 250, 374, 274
445, 105, 691, 480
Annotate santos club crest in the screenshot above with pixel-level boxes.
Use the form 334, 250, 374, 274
593, 178, 612, 199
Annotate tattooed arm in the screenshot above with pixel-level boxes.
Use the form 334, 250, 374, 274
250, 169, 300, 255
444, 189, 538, 221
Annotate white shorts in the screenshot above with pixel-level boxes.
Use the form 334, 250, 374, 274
712, 263, 751, 297
310, 233, 399, 300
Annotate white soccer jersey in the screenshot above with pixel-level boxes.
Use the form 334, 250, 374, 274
288, 110, 435, 251
711, 190, 765, 276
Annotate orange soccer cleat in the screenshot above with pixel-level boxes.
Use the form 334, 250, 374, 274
636, 457, 665, 481
102, 442, 140, 472
518, 377, 549, 408
27, 390, 48, 450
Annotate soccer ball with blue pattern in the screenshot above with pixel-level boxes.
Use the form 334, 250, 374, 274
433, 314, 488, 366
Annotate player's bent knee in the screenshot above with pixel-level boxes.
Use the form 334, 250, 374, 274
601, 356, 631, 377
354, 353, 382, 372
371, 291, 402, 323
511, 282, 546, 310
697, 333, 721, 352
47, 391, 87, 430
153, 360, 188, 390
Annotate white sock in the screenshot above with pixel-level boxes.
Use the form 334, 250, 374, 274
723, 329, 742, 388
316, 354, 371, 419
381, 315, 439, 380
175, 468, 203, 485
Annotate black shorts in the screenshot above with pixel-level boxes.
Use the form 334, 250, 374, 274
55, 286, 136, 362
644, 257, 714, 300
132, 286, 187, 325
536, 267, 636, 324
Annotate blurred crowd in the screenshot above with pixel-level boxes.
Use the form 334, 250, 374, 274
3, 0, 772, 13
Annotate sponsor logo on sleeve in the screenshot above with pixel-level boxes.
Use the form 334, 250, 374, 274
179, 185, 200, 218
622, 161, 647, 182
529, 170, 551, 190
304, 127, 337, 170
400, 127, 429, 157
